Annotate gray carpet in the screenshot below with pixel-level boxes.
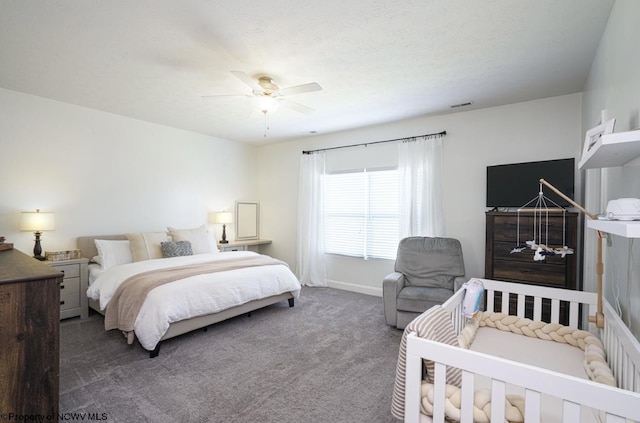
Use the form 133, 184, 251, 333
59, 287, 403, 422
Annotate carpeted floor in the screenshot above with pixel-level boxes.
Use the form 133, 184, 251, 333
59, 287, 403, 422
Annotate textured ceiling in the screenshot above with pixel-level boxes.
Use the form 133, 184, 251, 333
0, 0, 614, 145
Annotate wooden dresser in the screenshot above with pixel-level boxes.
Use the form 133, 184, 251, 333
485, 211, 578, 322
0, 249, 63, 419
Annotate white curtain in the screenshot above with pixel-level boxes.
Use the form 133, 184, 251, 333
296, 152, 327, 286
398, 135, 445, 238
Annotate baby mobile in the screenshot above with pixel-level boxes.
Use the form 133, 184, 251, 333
510, 180, 574, 261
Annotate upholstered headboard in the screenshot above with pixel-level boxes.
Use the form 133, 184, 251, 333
77, 234, 127, 259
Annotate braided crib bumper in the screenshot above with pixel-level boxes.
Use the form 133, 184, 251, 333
419, 311, 617, 422
420, 381, 526, 423
461, 312, 616, 387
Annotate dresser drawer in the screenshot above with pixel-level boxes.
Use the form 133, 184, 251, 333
492, 215, 532, 242
492, 259, 566, 287
492, 215, 571, 245
220, 245, 246, 252
55, 263, 80, 279
60, 277, 81, 310
493, 241, 572, 266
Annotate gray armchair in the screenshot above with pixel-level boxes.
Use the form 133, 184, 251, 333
383, 237, 466, 329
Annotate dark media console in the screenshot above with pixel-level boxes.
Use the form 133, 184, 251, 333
484, 211, 578, 324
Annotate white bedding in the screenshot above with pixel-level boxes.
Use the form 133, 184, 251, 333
88, 262, 103, 285
87, 251, 301, 350
469, 327, 597, 423
417, 328, 599, 423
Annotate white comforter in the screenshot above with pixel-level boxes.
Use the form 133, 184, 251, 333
87, 251, 301, 350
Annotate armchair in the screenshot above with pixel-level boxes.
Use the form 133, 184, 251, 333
383, 237, 466, 329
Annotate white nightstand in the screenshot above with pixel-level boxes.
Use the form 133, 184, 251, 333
45, 257, 89, 320
218, 239, 272, 252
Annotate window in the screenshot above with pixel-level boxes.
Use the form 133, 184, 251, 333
324, 168, 399, 259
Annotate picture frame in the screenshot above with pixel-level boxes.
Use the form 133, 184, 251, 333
582, 118, 616, 158
235, 201, 260, 240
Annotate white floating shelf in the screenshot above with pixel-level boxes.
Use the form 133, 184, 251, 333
587, 219, 640, 238
578, 129, 640, 169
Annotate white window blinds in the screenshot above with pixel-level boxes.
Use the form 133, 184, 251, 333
324, 168, 399, 260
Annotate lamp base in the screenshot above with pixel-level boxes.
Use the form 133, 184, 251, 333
220, 224, 229, 244
33, 232, 45, 261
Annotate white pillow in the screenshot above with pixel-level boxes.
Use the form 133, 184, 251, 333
167, 225, 214, 255
94, 239, 133, 270
209, 233, 220, 253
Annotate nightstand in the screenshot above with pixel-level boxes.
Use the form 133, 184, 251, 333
46, 257, 89, 319
218, 239, 272, 252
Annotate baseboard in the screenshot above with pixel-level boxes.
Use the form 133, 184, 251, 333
327, 279, 382, 297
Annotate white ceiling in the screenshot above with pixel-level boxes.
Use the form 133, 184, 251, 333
0, 0, 614, 145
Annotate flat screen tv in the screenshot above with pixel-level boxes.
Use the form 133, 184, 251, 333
486, 158, 575, 208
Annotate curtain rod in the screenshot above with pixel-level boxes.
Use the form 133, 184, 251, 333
301, 130, 446, 154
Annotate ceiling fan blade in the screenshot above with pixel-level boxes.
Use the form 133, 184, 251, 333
230, 70, 260, 90
279, 99, 315, 115
279, 82, 322, 97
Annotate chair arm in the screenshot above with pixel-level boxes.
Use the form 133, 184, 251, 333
453, 277, 467, 293
383, 272, 405, 327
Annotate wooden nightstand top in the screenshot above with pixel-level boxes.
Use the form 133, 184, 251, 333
44, 257, 89, 266
218, 239, 272, 248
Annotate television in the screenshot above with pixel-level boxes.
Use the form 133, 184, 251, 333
486, 158, 575, 208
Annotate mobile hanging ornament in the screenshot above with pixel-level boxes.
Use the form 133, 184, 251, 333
510, 181, 574, 261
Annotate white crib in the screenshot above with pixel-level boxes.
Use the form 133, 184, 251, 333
401, 278, 640, 423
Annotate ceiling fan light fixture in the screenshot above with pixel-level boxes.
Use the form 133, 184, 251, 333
253, 94, 279, 114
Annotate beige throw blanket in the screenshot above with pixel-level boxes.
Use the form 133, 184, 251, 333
391, 306, 461, 420
104, 255, 287, 343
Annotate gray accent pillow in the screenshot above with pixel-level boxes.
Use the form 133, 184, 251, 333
161, 241, 193, 258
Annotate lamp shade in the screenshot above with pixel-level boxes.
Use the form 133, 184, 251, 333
210, 211, 233, 225
20, 210, 55, 231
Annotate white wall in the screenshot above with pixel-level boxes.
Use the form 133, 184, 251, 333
0, 88, 258, 255
581, 0, 640, 340
257, 93, 582, 296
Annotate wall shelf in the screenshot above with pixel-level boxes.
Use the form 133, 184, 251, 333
587, 219, 640, 238
578, 129, 640, 169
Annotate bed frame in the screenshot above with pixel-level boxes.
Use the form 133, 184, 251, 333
403, 278, 640, 422
77, 235, 295, 358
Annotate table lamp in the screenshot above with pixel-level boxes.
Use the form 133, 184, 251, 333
20, 209, 55, 260
210, 211, 233, 244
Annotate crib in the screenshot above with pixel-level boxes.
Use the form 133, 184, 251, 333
395, 278, 640, 423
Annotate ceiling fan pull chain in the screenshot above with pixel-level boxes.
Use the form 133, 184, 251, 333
263, 111, 269, 137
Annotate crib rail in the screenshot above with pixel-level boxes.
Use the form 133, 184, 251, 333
603, 300, 640, 394
404, 334, 640, 423
442, 278, 599, 334
441, 286, 467, 334
403, 279, 640, 422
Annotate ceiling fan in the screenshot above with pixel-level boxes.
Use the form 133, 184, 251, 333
203, 71, 322, 115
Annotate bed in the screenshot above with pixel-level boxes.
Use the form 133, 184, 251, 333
393, 278, 640, 422
78, 233, 301, 358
